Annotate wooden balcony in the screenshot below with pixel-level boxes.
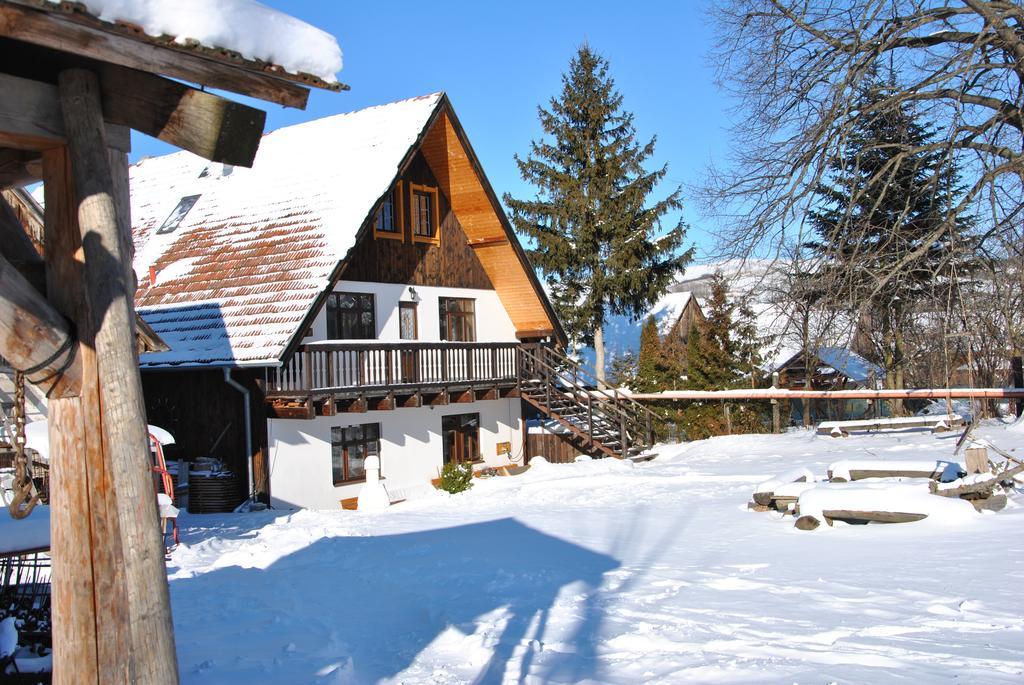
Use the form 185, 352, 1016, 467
267, 341, 520, 402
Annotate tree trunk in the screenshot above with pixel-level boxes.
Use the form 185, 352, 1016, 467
594, 323, 606, 388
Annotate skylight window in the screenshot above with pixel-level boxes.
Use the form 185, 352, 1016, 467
156, 195, 201, 234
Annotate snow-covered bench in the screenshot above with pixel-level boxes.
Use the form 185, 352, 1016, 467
817, 414, 963, 438
827, 459, 964, 483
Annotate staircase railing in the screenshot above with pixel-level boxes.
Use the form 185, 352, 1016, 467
517, 343, 657, 458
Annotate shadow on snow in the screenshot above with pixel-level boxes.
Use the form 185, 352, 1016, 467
170, 517, 621, 684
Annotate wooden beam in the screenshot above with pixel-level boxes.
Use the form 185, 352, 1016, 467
0, 72, 129, 151
59, 68, 177, 684
0, 38, 266, 165
341, 395, 368, 413
0, 2, 312, 108
467, 235, 509, 248
0, 192, 45, 292
96, 63, 266, 167
0, 250, 80, 396
475, 387, 499, 402
398, 392, 421, 408
0, 147, 41, 187
427, 389, 449, 406
41, 145, 130, 685
267, 398, 314, 420
500, 386, 521, 399
452, 389, 474, 404
370, 393, 394, 412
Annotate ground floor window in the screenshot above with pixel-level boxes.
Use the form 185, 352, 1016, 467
331, 423, 380, 485
442, 413, 480, 465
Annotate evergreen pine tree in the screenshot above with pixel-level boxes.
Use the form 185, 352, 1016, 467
686, 275, 736, 391
682, 274, 770, 438
634, 315, 675, 389
504, 45, 693, 383
805, 72, 975, 395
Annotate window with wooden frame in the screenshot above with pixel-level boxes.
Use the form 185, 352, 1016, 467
326, 292, 375, 339
331, 423, 380, 485
373, 183, 404, 240
442, 413, 480, 465
409, 183, 440, 244
439, 297, 476, 342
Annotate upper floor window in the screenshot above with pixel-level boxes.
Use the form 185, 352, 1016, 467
373, 184, 403, 240
331, 423, 379, 484
326, 292, 375, 339
156, 194, 201, 234
439, 297, 476, 342
410, 183, 440, 244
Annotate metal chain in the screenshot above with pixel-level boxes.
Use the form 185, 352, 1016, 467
7, 370, 39, 519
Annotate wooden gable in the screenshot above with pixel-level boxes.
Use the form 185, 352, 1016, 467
338, 150, 493, 289
417, 105, 565, 344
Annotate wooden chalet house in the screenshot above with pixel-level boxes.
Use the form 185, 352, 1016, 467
131, 93, 656, 510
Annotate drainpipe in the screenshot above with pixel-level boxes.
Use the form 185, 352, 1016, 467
223, 368, 254, 501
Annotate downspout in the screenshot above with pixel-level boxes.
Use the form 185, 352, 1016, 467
223, 368, 254, 502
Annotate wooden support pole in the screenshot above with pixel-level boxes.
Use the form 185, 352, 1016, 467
58, 68, 178, 685
0, 250, 81, 397
42, 145, 131, 684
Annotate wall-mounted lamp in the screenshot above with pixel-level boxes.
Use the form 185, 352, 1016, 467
408, 286, 418, 300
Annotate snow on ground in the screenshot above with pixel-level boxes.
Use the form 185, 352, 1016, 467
168, 421, 1024, 684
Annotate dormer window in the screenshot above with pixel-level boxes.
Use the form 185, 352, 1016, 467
410, 183, 440, 244
156, 195, 201, 234
373, 184, 403, 241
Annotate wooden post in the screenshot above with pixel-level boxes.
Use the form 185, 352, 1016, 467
42, 146, 131, 684
771, 371, 781, 434
723, 401, 732, 435
965, 446, 988, 475
1012, 356, 1023, 418
59, 68, 178, 684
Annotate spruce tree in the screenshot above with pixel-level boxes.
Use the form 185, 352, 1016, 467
634, 315, 675, 389
683, 274, 769, 438
686, 275, 736, 391
805, 73, 974, 396
504, 45, 693, 383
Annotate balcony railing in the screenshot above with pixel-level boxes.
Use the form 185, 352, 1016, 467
269, 342, 519, 396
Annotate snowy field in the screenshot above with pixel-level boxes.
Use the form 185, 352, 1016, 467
168, 420, 1024, 684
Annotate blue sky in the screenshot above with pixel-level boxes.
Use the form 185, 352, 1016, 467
131, 1, 732, 259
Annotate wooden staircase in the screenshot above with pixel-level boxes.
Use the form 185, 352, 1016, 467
517, 343, 656, 460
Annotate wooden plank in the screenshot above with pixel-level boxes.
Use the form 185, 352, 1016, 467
268, 398, 314, 420
0, 38, 265, 165
0, 2, 315, 108
823, 510, 929, 525
100, 64, 266, 166
42, 145, 131, 685
0, 147, 41, 187
59, 69, 177, 684
0, 251, 81, 396
0, 72, 129, 151
452, 389, 474, 403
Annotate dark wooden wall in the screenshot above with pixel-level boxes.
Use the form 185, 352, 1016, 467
339, 151, 493, 289
141, 367, 269, 503
525, 432, 585, 464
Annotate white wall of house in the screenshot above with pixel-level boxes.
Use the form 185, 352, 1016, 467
303, 281, 517, 343
267, 397, 523, 510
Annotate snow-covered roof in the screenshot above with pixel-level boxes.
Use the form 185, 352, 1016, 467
773, 346, 882, 383
649, 291, 696, 336
132, 93, 444, 367
47, 0, 343, 83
